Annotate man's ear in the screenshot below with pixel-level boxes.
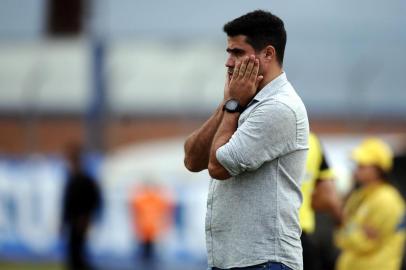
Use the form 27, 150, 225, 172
264, 45, 276, 61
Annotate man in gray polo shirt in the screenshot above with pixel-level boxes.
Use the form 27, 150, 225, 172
184, 10, 309, 270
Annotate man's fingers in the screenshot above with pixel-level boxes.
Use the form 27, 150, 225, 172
238, 56, 249, 77
244, 55, 256, 79
224, 71, 230, 85
253, 59, 260, 76
232, 61, 241, 80
250, 59, 260, 81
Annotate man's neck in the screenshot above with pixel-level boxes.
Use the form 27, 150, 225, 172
258, 67, 284, 91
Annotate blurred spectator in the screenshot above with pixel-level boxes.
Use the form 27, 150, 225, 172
300, 133, 340, 270
391, 137, 406, 198
317, 138, 405, 270
61, 143, 102, 270
130, 182, 173, 266
391, 138, 406, 270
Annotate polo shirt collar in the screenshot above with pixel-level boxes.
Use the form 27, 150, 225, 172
253, 72, 288, 102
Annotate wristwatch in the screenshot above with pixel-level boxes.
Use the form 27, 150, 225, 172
223, 99, 245, 113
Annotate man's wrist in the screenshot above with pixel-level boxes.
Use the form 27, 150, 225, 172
229, 96, 251, 107
223, 98, 246, 113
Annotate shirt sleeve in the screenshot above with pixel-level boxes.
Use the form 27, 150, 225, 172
216, 101, 299, 176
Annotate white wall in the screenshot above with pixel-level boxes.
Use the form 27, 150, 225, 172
0, 41, 90, 112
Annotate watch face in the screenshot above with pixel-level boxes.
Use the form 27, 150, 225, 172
226, 99, 239, 111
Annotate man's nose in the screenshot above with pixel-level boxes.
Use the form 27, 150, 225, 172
225, 56, 235, 68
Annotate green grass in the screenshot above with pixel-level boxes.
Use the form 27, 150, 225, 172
0, 262, 63, 270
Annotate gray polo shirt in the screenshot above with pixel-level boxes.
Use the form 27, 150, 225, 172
206, 72, 309, 270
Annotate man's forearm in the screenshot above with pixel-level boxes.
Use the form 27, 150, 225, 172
330, 199, 344, 226
184, 103, 225, 172
207, 112, 239, 180
312, 180, 344, 226
207, 56, 262, 179
185, 55, 261, 175
323, 183, 344, 226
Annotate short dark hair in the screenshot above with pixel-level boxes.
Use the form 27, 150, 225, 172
223, 10, 287, 65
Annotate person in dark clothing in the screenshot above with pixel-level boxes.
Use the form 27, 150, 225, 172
61, 144, 102, 270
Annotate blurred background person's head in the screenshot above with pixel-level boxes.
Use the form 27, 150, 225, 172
66, 142, 84, 174
352, 138, 393, 185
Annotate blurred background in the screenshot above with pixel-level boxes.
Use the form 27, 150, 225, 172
0, 0, 405, 269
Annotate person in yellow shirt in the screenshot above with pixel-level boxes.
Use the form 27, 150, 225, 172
315, 137, 406, 270
300, 133, 341, 270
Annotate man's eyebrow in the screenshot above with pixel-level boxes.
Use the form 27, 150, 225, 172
226, 48, 245, 54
